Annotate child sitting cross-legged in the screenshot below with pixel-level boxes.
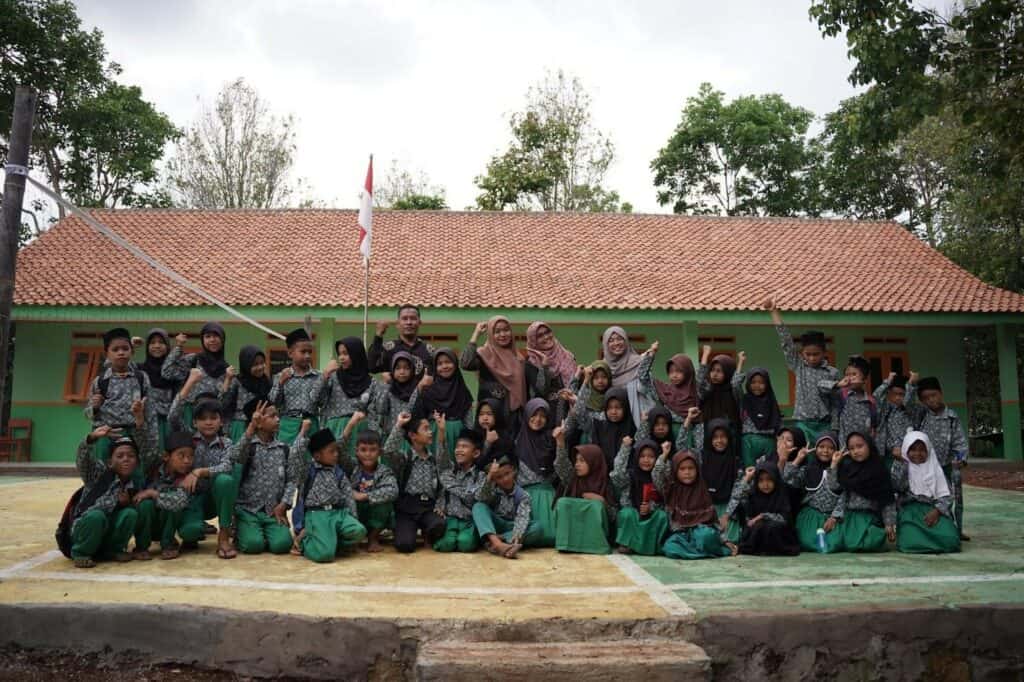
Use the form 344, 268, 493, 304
150, 430, 204, 560
230, 400, 303, 555
830, 431, 898, 553
473, 451, 542, 559
783, 433, 845, 553
657, 449, 737, 560
553, 429, 614, 556
434, 423, 486, 553
611, 437, 669, 555
291, 428, 367, 562
338, 412, 398, 552
891, 430, 961, 554
730, 463, 802, 556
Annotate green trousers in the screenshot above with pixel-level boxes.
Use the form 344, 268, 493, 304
229, 419, 247, 443
741, 434, 775, 468
357, 500, 394, 530
897, 502, 961, 554
614, 507, 668, 556
433, 517, 479, 553
662, 525, 731, 560
554, 497, 611, 555
236, 507, 294, 554
133, 499, 156, 551
194, 468, 240, 528
157, 504, 205, 549
70, 507, 137, 560
471, 503, 544, 546
300, 508, 366, 562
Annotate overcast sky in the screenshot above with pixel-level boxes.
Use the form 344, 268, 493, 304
73, 0, 863, 213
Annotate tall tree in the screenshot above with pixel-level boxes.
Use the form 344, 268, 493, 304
810, 0, 1024, 292
165, 78, 298, 209
1, 0, 177, 221
375, 159, 447, 210
651, 83, 816, 216
475, 70, 627, 212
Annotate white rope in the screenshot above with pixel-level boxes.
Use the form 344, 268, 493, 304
22, 175, 285, 340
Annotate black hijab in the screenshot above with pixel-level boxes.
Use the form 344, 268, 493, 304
629, 438, 661, 509
196, 321, 228, 379
515, 398, 554, 476
699, 354, 740, 426
592, 387, 636, 470
805, 432, 838, 491
741, 368, 782, 432
421, 348, 474, 419
700, 417, 740, 504
334, 337, 372, 399
765, 426, 807, 466
746, 462, 793, 522
838, 431, 895, 505
238, 345, 271, 402
389, 351, 420, 402
141, 328, 175, 390
646, 406, 675, 448
474, 398, 508, 439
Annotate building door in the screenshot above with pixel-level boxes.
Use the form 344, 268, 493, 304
863, 351, 910, 393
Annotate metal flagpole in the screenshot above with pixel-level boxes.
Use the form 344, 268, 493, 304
363, 257, 369, 347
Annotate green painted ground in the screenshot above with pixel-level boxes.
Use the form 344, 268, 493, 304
628, 485, 1024, 616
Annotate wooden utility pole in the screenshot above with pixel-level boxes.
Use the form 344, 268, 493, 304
0, 87, 38, 434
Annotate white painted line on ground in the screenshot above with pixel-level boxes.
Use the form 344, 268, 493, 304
0, 550, 62, 580
662, 572, 1024, 591
606, 554, 696, 618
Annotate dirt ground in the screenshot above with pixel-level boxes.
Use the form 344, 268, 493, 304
962, 461, 1024, 491
0, 647, 302, 681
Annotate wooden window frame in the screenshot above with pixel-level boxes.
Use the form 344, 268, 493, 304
863, 350, 911, 394
63, 346, 104, 402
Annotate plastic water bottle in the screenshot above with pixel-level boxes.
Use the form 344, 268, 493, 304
816, 528, 828, 553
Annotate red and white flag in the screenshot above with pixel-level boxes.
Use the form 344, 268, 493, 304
358, 156, 373, 264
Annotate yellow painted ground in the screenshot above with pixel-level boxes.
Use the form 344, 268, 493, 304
0, 477, 665, 620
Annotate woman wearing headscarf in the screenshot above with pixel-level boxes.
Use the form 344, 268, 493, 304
610, 438, 670, 555
891, 431, 960, 554
313, 337, 382, 459
220, 345, 272, 441
525, 321, 577, 390
830, 431, 898, 553
601, 326, 656, 426
422, 347, 476, 455
513, 398, 558, 546
655, 450, 735, 559
462, 316, 550, 435
553, 439, 613, 555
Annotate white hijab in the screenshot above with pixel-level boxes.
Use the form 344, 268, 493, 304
901, 430, 951, 500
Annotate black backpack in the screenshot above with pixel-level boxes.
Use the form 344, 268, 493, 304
97, 367, 147, 400
55, 469, 118, 558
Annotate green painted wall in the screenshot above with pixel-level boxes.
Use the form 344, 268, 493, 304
10, 314, 974, 462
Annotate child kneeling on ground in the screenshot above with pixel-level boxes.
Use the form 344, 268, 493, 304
434, 422, 485, 553
231, 400, 302, 555
291, 428, 367, 562
473, 452, 542, 559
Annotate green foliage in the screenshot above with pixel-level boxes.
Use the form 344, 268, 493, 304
651, 83, 816, 216
392, 194, 447, 210
375, 159, 446, 210
1, 0, 177, 217
475, 70, 627, 212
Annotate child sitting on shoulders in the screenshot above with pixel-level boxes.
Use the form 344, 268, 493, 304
291, 428, 367, 562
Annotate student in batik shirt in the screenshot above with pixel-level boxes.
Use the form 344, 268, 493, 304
85, 327, 156, 461
385, 411, 446, 554
873, 372, 917, 469
313, 337, 382, 463
220, 345, 271, 442
161, 322, 230, 413
420, 348, 476, 455
828, 431, 897, 553
656, 450, 736, 560
473, 451, 540, 559
735, 361, 783, 468
823, 355, 878, 445
371, 351, 428, 436
783, 432, 845, 553
267, 328, 322, 447
337, 413, 398, 553
150, 430, 204, 560
611, 437, 670, 556
136, 328, 176, 448
230, 400, 304, 555
434, 425, 486, 553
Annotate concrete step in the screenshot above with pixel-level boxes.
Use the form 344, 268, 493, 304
415, 639, 711, 681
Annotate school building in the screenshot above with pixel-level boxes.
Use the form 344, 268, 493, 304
8, 209, 1023, 462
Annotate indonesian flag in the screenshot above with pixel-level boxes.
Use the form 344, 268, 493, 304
358, 156, 373, 264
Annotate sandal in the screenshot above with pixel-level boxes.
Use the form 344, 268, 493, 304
114, 552, 133, 563
132, 549, 151, 561
73, 557, 96, 569
161, 547, 180, 560
217, 546, 237, 559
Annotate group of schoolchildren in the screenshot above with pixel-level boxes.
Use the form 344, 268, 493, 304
61, 301, 969, 568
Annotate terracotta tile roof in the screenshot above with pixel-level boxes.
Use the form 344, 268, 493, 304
14, 210, 1024, 313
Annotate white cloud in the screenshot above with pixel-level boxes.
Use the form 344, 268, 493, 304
73, 0, 859, 212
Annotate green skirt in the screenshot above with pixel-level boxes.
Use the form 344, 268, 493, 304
897, 502, 960, 554
741, 434, 774, 468
795, 419, 830, 446
229, 418, 247, 443
524, 482, 556, 547
714, 502, 741, 544
432, 419, 464, 458
614, 507, 668, 555
662, 525, 731, 560
279, 416, 318, 454
795, 506, 844, 553
554, 497, 611, 555
837, 510, 887, 553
